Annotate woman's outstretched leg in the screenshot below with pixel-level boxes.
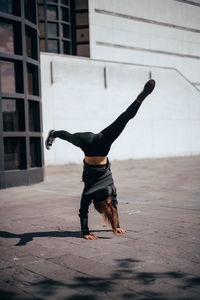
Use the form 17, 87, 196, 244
100, 79, 155, 145
45, 130, 82, 149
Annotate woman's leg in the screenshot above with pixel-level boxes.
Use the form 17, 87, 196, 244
101, 79, 155, 145
53, 130, 81, 147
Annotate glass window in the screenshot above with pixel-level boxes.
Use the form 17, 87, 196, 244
40, 39, 45, 51
75, 0, 88, 10
26, 26, 38, 59
29, 101, 40, 132
48, 40, 58, 53
47, 6, 58, 20
61, 24, 70, 38
27, 63, 39, 96
38, 5, 45, 19
61, 0, 68, 5
24, 0, 36, 23
3, 99, 25, 131
39, 22, 45, 37
0, 0, 21, 16
30, 137, 42, 167
0, 22, 14, 54
47, 23, 58, 37
61, 7, 69, 22
4, 137, 27, 170
0, 60, 15, 93
47, 0, 57, 3
76, 28, 89, 42
62, 41, 70, 54
77, 44, 89, 57
76, 12, 88, 26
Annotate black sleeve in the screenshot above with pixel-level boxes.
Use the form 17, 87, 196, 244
79, 194, 92, 237
111, 186, 120, 228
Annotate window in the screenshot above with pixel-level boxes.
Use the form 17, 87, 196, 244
29, 100, 40, 132
48, 39, 59, 53
26, 26, 38, 59
4, 137, 27, 170
24, 0, 36, 23
27, 63, 39, 96
0, 0, 21, 16
3, 99, 25, 131
47, 22, 58, 37
47, 5, 57, 20
39, 22, 45, 37
0, 22, 14, 54
0, 60, 15, 93
38, 5, 45, 19
30, 137, 42, 167
61, 24, 70, 38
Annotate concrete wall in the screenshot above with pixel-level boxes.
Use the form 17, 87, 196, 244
41, 53, 200, 165
89, 0, 200, 88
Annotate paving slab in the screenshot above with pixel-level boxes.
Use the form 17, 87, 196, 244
0, 156, 200, 299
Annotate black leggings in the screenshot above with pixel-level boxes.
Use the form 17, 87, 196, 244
53, 99, 141, 156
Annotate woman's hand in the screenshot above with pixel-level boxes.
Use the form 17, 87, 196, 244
84, 234, 98, 240
116, 228, 127, 234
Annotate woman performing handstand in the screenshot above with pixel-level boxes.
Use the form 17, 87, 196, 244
45, 79, 156, 240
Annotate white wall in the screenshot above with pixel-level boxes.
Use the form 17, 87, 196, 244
41, 53, 200, 165
89, 0, 200, 87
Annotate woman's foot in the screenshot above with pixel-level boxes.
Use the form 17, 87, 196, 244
45, 130, 55, 150
137, 79, 156, 103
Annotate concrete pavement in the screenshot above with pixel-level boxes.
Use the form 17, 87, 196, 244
0, 156, 200, 299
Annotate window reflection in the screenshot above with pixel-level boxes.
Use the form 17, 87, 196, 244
30, 137, 42, 167
0, 60, 15, 93
61, 24, 69, 38
3, 99, 25, 131
38, 5, 45, 19
63, 41, 70, 54
29, 100, 40, 132
0, 0, 21, 16
0, 22, 14, 54
61, 0, 69, 5
39, 22, 45, 37
4, 137, 27, 170
26, 26, 37, 59
47, 23, 58, 37
24, 0, 36, 23
61, 7, 69, 21
47, 6, 57, 20
27, 64, 39, 96
48, 40, 58, 53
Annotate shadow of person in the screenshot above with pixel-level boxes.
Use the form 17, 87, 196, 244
0, 229, 114, 246
0, 230, 82, 246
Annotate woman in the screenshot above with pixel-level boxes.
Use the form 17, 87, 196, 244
45, 79, 155, 240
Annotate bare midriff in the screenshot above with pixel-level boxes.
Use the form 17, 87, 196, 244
85, 156, 107, 165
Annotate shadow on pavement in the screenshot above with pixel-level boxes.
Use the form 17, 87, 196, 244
0, 230, 82, 246
0, 229, 114, 246
1, 258, 199, 299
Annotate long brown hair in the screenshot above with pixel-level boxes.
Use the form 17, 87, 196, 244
93, 197, 118, 234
